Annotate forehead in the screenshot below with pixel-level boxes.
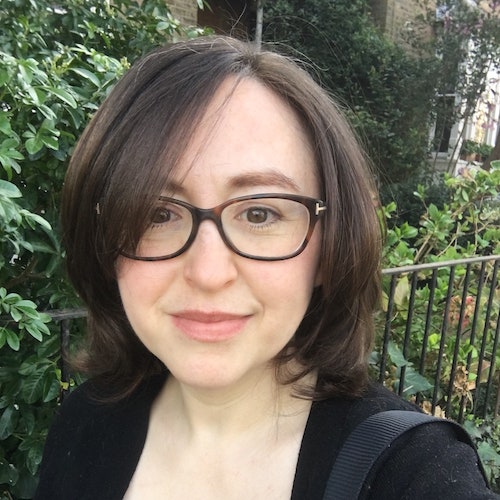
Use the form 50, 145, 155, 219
167, 77, 319, 200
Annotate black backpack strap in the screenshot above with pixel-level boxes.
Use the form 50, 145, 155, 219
322, 410, 471, 500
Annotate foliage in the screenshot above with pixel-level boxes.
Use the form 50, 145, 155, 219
383, 162, 500, 267
262, 0, 439, 185
380, 172, 451, 229
376, 162, 500, 488
460, 139, 494, 161
0, 1, 199, 497
464, 416, 500, 492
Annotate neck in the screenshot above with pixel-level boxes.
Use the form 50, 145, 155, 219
154, 364, 315, 442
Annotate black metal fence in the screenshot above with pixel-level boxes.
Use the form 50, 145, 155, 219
48, 254, 500, 422
377, 254, 500, 423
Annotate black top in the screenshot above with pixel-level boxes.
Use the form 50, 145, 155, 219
35, 374, 498, 499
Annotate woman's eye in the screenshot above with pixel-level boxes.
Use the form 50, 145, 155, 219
152, 208, 172, 225
150, 203, 184, 228
240, 206, 281, 226
245, 207, 271, 224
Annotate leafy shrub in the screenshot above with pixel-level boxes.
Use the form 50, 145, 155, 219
0, 1, 200, 497
380, 173, 451, 230
464, 416, 500, 492
460, 140, 495, 161
377, 162, 500, 490
383, 162, 500, 268
262, 0, 438, 185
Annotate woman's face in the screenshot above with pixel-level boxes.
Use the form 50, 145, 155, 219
116, 77, 322, 392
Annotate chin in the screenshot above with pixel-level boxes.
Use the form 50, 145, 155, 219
170, 359, 272, 392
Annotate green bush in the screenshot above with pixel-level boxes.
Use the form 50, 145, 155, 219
377, 162, 500, 490
262, 0, 438, 185
460, 140, 494, 161
0, 1, 201, 497
383, 162, 500, 267
464, 416, 500, 491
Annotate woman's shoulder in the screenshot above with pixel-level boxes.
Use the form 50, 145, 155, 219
58, 372, 166, 416
43, 372, 167, 457
326, 384, 497, 499
35, 374, 167, 500
363, 408, 496, 498
293, 382, 416, 498
294, 383, 498, 499
314, 382, 422, 429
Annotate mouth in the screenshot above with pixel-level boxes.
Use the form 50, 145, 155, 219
171, 311, 251, 343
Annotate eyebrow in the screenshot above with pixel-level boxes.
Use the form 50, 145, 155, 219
227, 171, 301, 192
165, 169, 301, 196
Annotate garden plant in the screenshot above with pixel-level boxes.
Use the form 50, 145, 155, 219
378, 161, 500, 488
0, 1, 204, 497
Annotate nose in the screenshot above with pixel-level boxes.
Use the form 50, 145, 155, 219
183, 219, 238, 291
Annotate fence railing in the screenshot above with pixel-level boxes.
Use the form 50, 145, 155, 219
377, 254, 500, 423
46, 254, 500, 422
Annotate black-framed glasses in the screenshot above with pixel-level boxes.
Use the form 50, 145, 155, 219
121, 193, 327, 261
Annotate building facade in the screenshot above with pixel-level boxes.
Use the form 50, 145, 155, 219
168, 0, 198, 26
369, 0, 499, 171
168, 0, 254, 35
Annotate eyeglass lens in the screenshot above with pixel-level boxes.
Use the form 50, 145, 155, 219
130, 196, 320, 261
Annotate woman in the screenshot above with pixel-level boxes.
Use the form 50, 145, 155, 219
35, 36, 496, 499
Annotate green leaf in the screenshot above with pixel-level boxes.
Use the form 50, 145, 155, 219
21, 410, 36, 435
49, 87, 77, 108
70, 67, 101, 87
0, 113, 12, 136
15, 304, 39, 319
25, 136, 44, 155
19, 210, 52, 230
0, 328, 6, 349
0, 179, 22, 198
10, 308, 22, 322
26, 442, 44, 474
0, 68, 10, 86
5, 330, 20, 351
24, 321, 48, 341
396, 366, 433, 395
42, 134, 59, 150
21, 368, 49, 404
388, 341, 409, 368
477, 441, 500, 465
428, 203, 439, 219
43, 376, 60, 403
394, 275, 409, 306
463, 419, 483, 440
0, 406, 18, 440
0, 460, 19, 486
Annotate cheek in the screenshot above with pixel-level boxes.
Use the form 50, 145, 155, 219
116, 259, 142, 299
262, 240, 321, 310
116, 258, 169, 307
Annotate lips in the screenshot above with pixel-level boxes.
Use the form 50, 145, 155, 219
171, 310, 250, 342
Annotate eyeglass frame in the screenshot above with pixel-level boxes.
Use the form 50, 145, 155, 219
119, 193, 327, 262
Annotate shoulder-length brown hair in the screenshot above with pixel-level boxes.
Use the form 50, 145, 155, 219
62, 36, 382, 400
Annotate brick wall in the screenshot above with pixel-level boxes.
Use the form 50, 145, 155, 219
370, 0, 388, 30
371, 0, 436, 45
167, 1, 254, 35
168, 0, 198, 26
